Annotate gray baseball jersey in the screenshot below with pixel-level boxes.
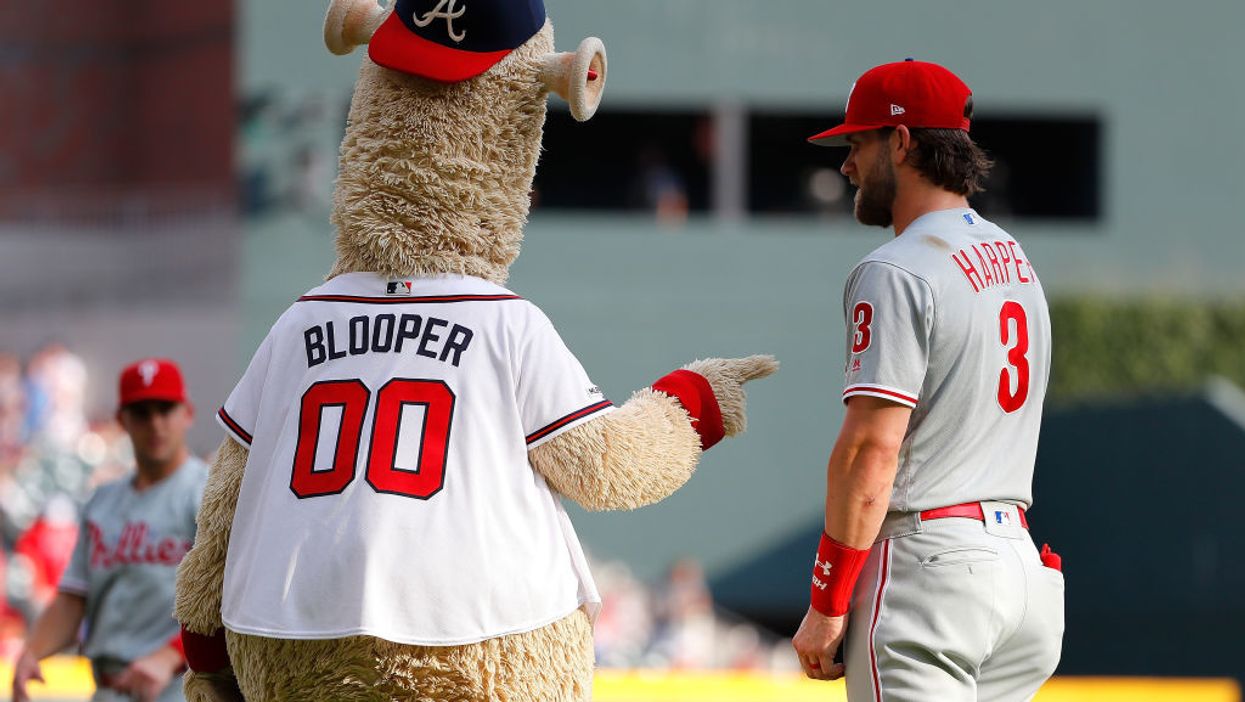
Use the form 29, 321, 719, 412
841, 207, 1050, 512
58, 457, 207, 697
839, 208, 1062, 702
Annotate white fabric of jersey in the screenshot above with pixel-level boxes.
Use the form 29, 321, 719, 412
841, 208, 1051, 512
216, 273, 612, 645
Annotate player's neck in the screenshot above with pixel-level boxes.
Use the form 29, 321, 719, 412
133, 447, 189, 491
891, 181, 970, 237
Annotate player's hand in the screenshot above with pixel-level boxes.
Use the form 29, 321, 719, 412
11, 648, 45, 702
111, 645, 184, 702
792, 606, 847, 681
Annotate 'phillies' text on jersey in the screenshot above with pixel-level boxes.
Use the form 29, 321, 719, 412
86, 520, 192, 569
303, 313, 475, 368
950, 240, 1037, 293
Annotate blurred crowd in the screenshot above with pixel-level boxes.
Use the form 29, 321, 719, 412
0, 344, 794, 672
0, 345, 137, 661
592, 557, 797, 672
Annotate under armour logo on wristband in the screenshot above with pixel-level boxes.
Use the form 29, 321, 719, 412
412, 0, 468, 43
816, 558, 834, 577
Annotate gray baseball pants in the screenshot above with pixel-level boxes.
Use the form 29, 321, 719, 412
844, 502, 1064, 702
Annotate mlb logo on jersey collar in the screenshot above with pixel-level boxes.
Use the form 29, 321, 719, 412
386, 280, 414, 296
370, 0, 547, 82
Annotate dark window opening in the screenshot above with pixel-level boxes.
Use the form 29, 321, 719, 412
533, 109, 712, 215
748, 112, 1103, 221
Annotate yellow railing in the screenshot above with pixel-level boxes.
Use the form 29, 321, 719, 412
595, 671, 1241, 702
1, 657, 1239, 701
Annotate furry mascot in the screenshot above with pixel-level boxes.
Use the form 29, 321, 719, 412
173, 0, 777, 699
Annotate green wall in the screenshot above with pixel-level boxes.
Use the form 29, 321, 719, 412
238, 0, 1245, 578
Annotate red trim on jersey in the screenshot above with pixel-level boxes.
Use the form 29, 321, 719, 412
843, 384, 919, 407
869, 539, 892, 702
525, 400, 614, 445
217, 407, 253, 445
297, 294, 522, 304
168, 631, 186, 661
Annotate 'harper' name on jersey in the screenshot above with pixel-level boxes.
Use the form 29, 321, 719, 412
950, 240, 1037, 293
303, 313, 476, 369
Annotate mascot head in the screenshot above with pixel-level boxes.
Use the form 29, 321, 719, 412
323, 0, 606, 284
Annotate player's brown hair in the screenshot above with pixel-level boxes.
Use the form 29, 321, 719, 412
884, 98, 994, 196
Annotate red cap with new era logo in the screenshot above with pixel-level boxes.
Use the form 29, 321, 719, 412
809, 59, 972, 146
118, 358, 188, 409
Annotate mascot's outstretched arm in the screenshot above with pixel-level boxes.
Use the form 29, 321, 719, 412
532, 355, 778, 510
174, 438, 247, 702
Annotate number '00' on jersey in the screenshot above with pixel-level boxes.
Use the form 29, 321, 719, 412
214, 273, 610, 646
841, 209, 1051, 513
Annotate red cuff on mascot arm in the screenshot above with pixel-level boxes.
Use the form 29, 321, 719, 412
181, 625, 230, 673
651, 369, 725, 450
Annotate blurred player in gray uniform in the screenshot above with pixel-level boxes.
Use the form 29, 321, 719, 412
12, 359, 207, 702
791, 60, 1064, 701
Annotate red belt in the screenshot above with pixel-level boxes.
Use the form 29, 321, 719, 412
920, 502, 1029, 529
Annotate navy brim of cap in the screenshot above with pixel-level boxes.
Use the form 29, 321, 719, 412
807, 122, 888, 147
368, 11, 513, 83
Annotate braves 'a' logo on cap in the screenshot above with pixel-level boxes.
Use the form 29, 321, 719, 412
138, 360, 160, 386
412, 0, 467, 43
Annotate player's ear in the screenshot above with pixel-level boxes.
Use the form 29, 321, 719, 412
892, 125, 913, 164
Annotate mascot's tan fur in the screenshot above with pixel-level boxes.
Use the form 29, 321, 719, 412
174, 5, 776, 700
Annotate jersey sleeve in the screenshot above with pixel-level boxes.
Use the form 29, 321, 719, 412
516, 309, 614, 449
216, 330, 276, 448
841, 261, 935, 408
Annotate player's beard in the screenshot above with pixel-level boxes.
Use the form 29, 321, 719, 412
853, 148, 897, 228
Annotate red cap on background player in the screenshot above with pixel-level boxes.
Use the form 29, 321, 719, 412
118, 358, 189, 409
369, 0, 547, 83
808, 59, 973, 147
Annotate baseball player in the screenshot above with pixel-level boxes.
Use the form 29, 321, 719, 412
790, 60, 1064, 701
11, 359, 206, 702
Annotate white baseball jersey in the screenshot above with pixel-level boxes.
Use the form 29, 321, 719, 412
841, 208, 1051, 512
215, 273, 613, 646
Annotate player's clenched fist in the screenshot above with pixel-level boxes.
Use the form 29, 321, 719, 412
792, 607, 847, 681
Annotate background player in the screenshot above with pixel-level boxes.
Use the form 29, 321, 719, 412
11, 359, 206, 702
790, 60, 1064, 700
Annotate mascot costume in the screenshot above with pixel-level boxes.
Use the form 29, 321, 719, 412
173, 0, 777, 699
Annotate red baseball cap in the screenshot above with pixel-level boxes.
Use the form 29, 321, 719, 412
118, 358, 188, 409
369, 0, 546, 83
809, 59, 972, 147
